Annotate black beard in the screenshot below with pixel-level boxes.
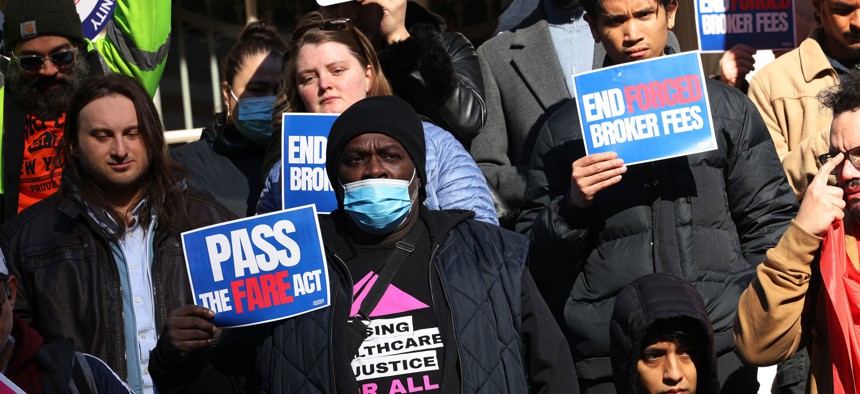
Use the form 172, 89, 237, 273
844, 179, 860, 220
6, 57, 89, 121
550, 0, 582, 12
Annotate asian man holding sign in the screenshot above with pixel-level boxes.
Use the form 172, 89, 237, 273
515, 0, 798, 392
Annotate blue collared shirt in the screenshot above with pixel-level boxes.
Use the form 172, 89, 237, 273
106, 201, 158, 394
545, 2, 594, 96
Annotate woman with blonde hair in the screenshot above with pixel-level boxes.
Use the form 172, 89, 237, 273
256, 11, 496, 224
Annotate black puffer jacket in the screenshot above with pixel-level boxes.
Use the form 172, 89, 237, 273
377, 2, 485, 148
0, 189, 235, 382
609, 273, 719, 394
171, 113, 265, 218
516, 78, 798, 380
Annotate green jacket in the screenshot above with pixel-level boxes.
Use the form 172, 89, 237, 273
0, 0, 171, 221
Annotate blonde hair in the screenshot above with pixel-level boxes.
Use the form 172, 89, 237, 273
276, 11, 392, 119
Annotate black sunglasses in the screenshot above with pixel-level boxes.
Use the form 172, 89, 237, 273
291, 18, 354, 41
12, 48, 78, 73
818, 147, 860, 175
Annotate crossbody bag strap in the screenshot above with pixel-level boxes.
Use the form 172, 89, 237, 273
356, 224, 426, 319
344, 225, 426, 358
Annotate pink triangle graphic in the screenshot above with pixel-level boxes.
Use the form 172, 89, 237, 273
350, 271, 429, 317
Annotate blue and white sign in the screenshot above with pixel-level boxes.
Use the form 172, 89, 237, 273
694, 0, 795, 51
573, 51, 717, 166
76, 0, 117, 41
281, 113, 339, 213
182, 205, 330, 328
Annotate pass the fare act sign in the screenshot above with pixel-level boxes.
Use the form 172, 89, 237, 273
182, 205, 331, 328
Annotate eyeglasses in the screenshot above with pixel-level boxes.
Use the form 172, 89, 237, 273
291, 18, 354, 41
818, 146, 860, 174
12, 48, 78, 73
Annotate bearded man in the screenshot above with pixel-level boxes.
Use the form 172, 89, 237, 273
0, 0, 170, 222
736, 69, 860, 394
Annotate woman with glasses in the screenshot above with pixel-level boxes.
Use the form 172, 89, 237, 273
171, 21, 284, 218
255, 11, 497, 225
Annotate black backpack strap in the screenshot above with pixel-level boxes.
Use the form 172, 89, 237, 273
68, 352, 97, 394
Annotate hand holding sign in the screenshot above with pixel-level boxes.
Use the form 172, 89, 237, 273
796, 153, 846, 236
568, 152, 627, 209
574, 52, 717, 165
719, 44, 757, 87
164, 305, 217, 358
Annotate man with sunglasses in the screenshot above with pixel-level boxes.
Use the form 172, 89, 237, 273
0, 0, 170, 223
0, 253, 131, 393
736, 69, 860, 393
748, 0, 860, 200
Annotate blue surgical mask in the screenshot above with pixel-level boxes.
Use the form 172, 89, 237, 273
230, 89, 276, 145
342, 171, 417, 234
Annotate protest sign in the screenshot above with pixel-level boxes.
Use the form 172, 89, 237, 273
182, 205, 330, 328
0, 374, 25, 394
76, 0, 118, 40
694, 0, 795, 51
281, 113, 339, 213
316, 0, 353, 7
573, 51, 717, 166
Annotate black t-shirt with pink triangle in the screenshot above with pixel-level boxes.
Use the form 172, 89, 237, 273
346, 220, 457, 394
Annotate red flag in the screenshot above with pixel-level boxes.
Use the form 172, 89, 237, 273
820, 220, 860, 392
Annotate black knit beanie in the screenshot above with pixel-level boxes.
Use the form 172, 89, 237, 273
4, 0, 85, 51
326, 96, 426, 196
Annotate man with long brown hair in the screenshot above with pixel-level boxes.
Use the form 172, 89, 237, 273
0, 74, 234, 394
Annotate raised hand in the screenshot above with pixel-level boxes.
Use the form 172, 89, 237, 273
796, 153, 846, 236
719, 44, 757, 88
356, 0, 410, 43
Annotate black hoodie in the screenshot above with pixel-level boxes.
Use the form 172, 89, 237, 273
609, 273, 720, 394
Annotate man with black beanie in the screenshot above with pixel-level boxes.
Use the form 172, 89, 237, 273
0, 0, 171, 222
149, 96, 577, 394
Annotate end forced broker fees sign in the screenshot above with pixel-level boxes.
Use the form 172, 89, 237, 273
695, 0, 795, 51
573, 51, 718, 165
281, 113, 339, 213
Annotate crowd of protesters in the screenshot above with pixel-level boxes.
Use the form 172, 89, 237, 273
0, 0, 856, 392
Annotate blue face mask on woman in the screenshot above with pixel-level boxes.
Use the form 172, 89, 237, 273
230, 89, 276, 145
341, 171, 418, 234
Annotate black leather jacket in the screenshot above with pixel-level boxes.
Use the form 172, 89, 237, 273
260, 3, 485, 175
378, 2, 486, 148
0, 190, 234, 381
